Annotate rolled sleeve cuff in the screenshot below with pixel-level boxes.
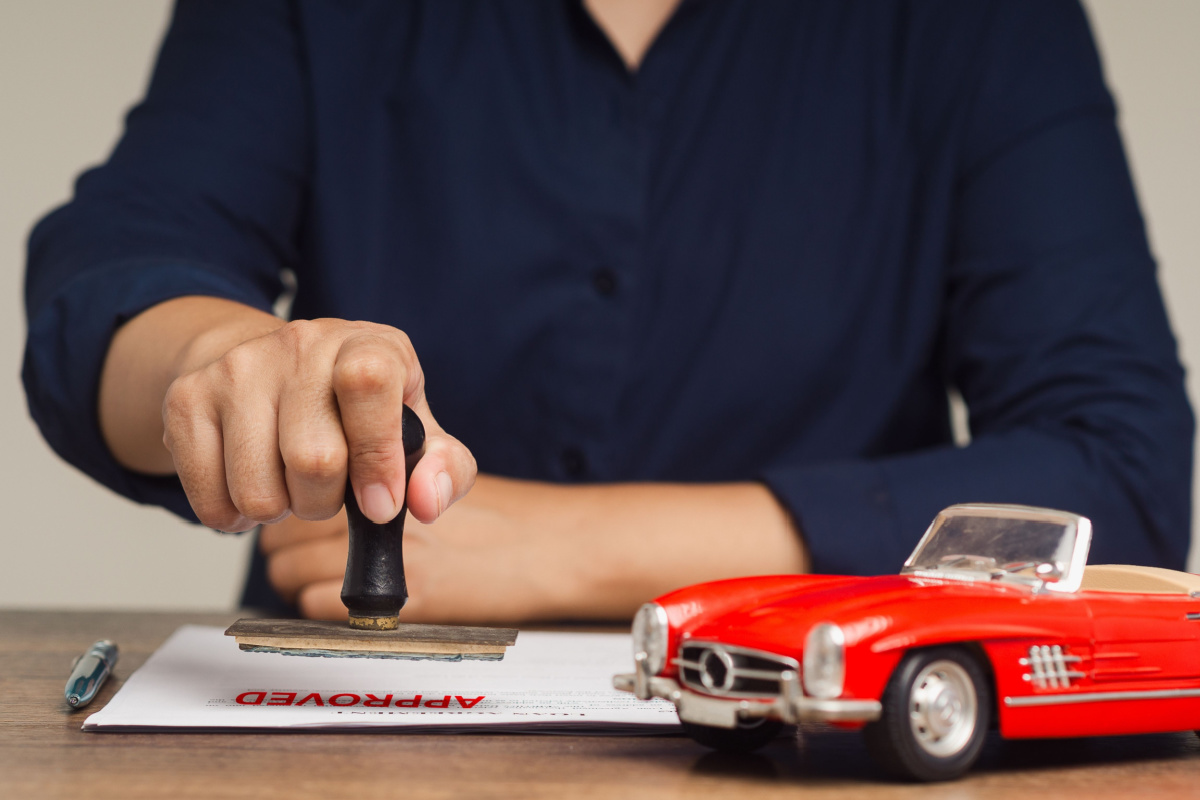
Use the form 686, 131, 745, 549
760, 459, 909, 576
22, 258, 276, 522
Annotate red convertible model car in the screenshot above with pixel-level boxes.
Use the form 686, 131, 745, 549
614, 503, 1200, 781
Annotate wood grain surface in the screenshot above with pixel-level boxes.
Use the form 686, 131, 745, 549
5, 609, 1200, 800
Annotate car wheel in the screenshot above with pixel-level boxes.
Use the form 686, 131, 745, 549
680, 717, 784, 753
864, 647, 991, 782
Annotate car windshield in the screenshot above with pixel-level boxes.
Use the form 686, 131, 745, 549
901, 505, 1090, 592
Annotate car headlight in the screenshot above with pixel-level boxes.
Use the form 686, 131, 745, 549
803, 623, 845, 699
631, 603, 670, 675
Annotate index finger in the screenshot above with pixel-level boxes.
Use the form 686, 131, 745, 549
332, 332, 418, 524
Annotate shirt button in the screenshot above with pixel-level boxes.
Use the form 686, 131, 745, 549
561, 447, 588, 478
592, 268, 618, 297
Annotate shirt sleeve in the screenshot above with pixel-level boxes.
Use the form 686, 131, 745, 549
762, 0, 1194, 575
22, 0, 308, 520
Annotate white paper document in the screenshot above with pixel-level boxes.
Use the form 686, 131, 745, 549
84, 625, 679, 733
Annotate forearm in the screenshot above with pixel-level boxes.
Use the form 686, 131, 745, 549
262, 474, 808, 624
98, 296, 284, 474
485, 478, 809, 620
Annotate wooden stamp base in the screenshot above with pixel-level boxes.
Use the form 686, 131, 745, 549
225, 618, 519, 660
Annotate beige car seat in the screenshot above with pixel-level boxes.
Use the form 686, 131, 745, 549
1078, 564, 1200, 594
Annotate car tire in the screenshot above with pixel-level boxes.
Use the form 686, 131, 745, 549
864, 647, 991, 782
680, 717, 784, 753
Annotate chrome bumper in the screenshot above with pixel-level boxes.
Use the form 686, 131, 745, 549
613, 671, 881, 728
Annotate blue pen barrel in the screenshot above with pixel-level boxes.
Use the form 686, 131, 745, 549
65, 640, 118, 707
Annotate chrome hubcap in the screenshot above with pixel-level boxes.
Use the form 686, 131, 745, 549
908, 659, 977, 757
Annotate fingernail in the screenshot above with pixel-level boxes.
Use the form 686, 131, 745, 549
435, 471, 454, 515
360, 483, 397, 522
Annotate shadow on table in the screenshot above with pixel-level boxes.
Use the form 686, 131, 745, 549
679, 725, 1200, 785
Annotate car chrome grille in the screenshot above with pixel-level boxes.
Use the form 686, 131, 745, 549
675, 641, 799, 699
1021, 644, 1085, 689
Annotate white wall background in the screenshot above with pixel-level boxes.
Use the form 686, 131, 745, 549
0, 1, 251, 610
1, 1, 1198, 610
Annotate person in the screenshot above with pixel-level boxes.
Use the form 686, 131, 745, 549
22, 0, 1193, 624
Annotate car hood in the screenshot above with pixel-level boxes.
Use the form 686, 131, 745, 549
681, 574, 1070, 656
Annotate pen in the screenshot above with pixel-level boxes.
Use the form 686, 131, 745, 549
64, 640, 118, 709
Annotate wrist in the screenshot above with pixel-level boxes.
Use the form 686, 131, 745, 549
171, 300, 284, 379
457, 476, 594, 621
100, 296, 283, 473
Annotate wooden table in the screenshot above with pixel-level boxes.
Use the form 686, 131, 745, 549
5, 610, 1200, 799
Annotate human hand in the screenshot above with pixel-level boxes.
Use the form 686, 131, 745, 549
260, 475, 561, 624
260, 474, 807, 625
162, 316, 475, 532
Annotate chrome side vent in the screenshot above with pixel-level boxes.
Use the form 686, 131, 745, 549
1020, 645, 1084, 688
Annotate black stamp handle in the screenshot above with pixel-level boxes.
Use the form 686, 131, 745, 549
341, 404, 426, 630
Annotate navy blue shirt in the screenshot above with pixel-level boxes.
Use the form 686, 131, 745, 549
24, 1, 1194, 598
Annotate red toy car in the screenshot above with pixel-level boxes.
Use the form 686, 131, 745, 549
614, 503, 1200, 781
